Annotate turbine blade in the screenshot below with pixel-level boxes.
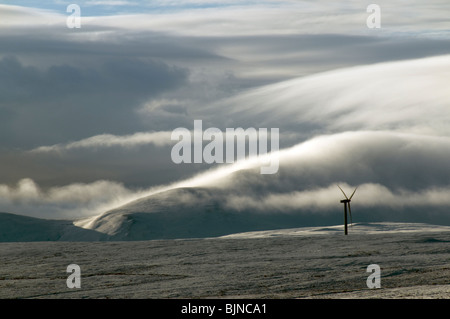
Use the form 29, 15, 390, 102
349, 186, 358, 200
348, 202, 353, 226
337, 185, 349, 200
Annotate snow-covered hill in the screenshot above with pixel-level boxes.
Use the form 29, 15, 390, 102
73, 187, 319, 240
3, 182, 450, 242
73, 176, 450, 240
1, 221, 449, 299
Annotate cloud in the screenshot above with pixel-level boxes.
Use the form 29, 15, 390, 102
0, 178, 148, 219
7, 128, 450, 222
204, 54, 450, 138
85, 1, 138, 5
0, 55, 189, 148
70, 0, 450, 38
31, 131, 174, 153
224, 183, 450, 213
3, 55, 450, 223
173, 130, 450, 192
75, 128, 450, 231
0, 4, 62, 27
1, 3, 450, 227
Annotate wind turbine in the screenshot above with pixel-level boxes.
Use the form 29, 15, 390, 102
338, 185, 357, 235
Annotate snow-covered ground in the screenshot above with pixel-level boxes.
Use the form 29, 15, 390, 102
0, 222, 449, 299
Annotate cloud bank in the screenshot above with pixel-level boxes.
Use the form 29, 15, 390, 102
0, 178, 145, 219
31, 131, 174, 153
1, 2, 450, 227
2, 53, 450, 224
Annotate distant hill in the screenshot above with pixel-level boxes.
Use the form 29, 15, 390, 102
2, 198, 450, 241
3, 180, 450, 242
75, 187, 320, 240
0, 212, 104, 242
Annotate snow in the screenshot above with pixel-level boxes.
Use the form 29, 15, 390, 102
219, 222, 450, 238
0, 221, 449, 299
1, 196, 449, 299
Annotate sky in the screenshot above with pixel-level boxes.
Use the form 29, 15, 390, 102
1, 0, 450, 224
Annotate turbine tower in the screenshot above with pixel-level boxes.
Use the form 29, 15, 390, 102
338, 185, 357, 235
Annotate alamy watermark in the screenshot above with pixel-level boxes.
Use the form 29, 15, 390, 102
367, 4, 381, 29
65, 4, 380, 30
66, 264, 81, 288
171, 120, 279, 174
366, 264, 381, 289
66, 4, 81, 29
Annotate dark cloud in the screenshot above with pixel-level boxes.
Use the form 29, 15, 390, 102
197, 33, 450, 65
0, 26, 226, 62
0, 55, 189, 148
0, 145, 205, 190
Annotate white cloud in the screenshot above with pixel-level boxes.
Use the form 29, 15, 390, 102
209, 54, 450, 137
0, 178, 146, 219
5, 129, 450, 220
224, 183, 450, 212
4, 1, 449, 38
0, 4, 63, 27
85, 1, 138, 5
75, 1, 450, 39
31, 131, 174, 153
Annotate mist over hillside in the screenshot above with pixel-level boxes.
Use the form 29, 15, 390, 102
1, 3, 450, 242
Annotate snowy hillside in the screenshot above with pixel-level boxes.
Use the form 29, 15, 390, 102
73, 180, 450, 241
219, 222, 450, 238
3, 182, 450, 242
0, 221, 449, 299
73, 187, 320, 240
